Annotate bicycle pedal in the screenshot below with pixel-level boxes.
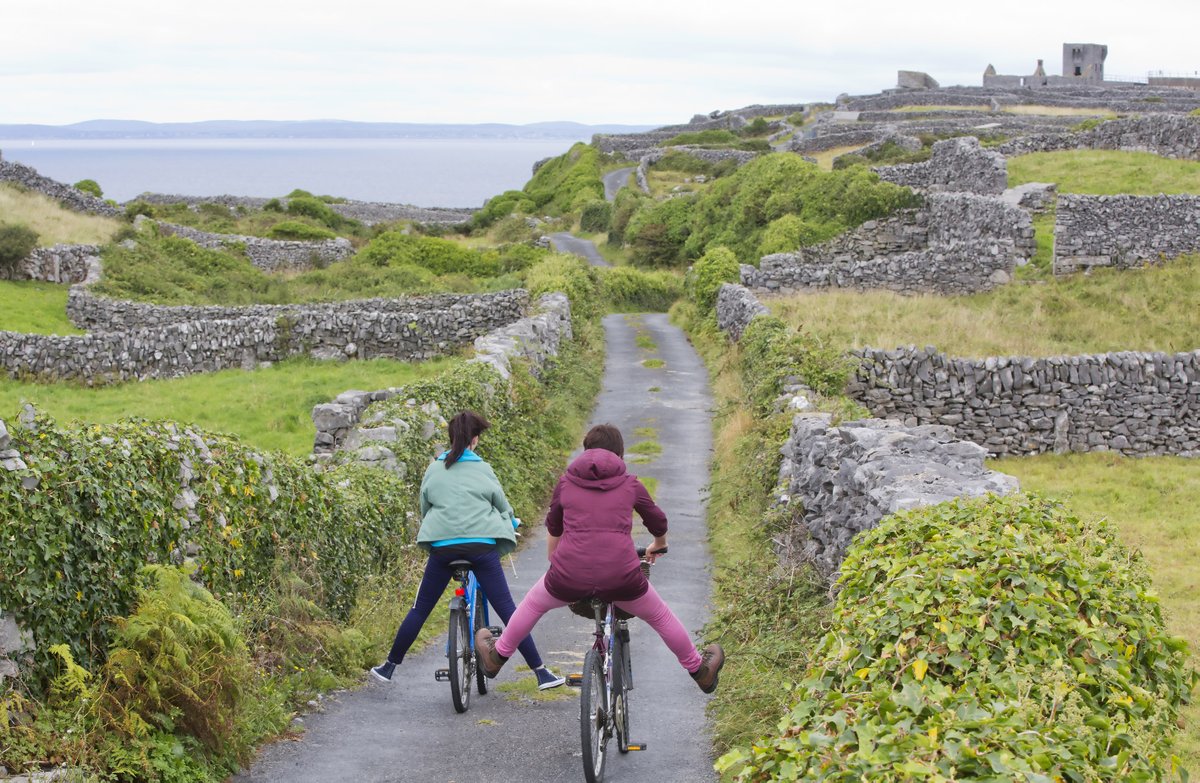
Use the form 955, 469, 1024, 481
625, 742, 649, 751
566, 673, 583, 686
433, 669, 450, 682
487, 625, 503, 636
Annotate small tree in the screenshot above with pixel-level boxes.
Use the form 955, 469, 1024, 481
0, 223, 39, 277
73, 179, 103, 198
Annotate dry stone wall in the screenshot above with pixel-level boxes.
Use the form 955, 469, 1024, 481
3, 290, 528, 383
313, 292, 572, 457
875, 137, 1008, 194
743, 193, 1034, 295
131, 193, 474, 225
0, 155, 123, 218
67, 287, 520, 333
156, 222, 353, 272
848, 347, 1200, 457
776, 414, 1020, 578
1052, 194, 1200, 273
4, 244, 101, 284
996, 114, 1200, 160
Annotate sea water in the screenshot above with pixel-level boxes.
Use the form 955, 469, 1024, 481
0, 137, 585, 208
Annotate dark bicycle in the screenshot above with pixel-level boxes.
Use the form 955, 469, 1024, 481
433, 560, 497, 713
566, 546, 663, 783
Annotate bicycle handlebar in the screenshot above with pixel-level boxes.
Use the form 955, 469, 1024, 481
635, 546, 668, 557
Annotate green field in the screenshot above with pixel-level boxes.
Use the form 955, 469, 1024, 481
767, 253, 1200, 357
995, 453, 1200, 771
0, 280, 84, 335
1008, 149, 1200, 195
0, 356, 458, 456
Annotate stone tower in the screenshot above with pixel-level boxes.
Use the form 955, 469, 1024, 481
1063, 43, 1107, 82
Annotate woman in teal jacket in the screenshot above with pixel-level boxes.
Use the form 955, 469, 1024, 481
370, 410, 563, 690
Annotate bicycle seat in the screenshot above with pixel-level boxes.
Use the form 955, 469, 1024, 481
446, 559, 473, 569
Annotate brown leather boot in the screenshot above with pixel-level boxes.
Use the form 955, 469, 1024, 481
690, 643, 725, 694
475, 628, 508, 678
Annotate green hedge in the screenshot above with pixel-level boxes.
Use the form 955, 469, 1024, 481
598, 266, 683, 311
0, 416, 412, 682
738, 316, 855, 412
718, 494, 1197, 782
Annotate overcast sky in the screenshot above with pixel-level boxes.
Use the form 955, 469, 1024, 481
3, 0, 1198, 127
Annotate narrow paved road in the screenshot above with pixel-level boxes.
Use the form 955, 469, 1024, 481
232, 312, 717, 783
603, 167, 635, 201
549, 233, 609, 266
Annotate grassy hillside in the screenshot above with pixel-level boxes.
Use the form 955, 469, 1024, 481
0, 183, 121, 245
0, 356, 458, 456
0, 280, 84, 335
767, 253, 1200, 357
995, 453, 1200, 770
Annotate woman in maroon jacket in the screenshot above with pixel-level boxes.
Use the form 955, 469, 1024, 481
476, 424, 725, 693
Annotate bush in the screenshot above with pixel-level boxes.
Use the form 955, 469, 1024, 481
525, 254, 599, 325
608, 188, 651, 247
739, 316, 853, 411
598, 266, 683, 311
719, 494, 1198, 782
354, 231, 503, 277
740, 117, 772, 137
579, 200, 612, 233
624, 195, 695, 268
285, 196, 347, 230
521, 142, 605, 216
267, 221, 336, 241
124, 200, 157, 219
0, 223, 39, 275
73, 179, 103, 198
756, 214, 829, 255
685, 246, 740, 311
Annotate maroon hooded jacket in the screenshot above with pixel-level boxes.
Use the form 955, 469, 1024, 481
542, 448, 668, 602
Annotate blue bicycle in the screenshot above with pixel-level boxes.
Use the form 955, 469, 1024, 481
434, 560, 494, 713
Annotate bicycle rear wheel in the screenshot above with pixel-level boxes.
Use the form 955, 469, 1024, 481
472, 590, 488, 696
580, 648, 610, 783
447, 606, 471, 713
612, 634, 631, 754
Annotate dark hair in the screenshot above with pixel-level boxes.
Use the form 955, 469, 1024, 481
445, 410, 490, 468
583, 423, 624, 458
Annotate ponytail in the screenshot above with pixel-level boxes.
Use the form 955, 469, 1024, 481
444, 410, 490, 468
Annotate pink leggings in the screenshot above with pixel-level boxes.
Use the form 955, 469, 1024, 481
496, 575, 703, 673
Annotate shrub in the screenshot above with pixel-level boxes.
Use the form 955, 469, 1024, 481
718, 494, 1198, 782
624, 195, 696, 268
263, 198, 284, 213
95, 235, 284, 305
739, 316, 853, 411
73, 179, 103, 198
598, 266, 683, 311
681, 153, 920, 262
267, 220, 336, 241
124, 200, 157, 219
756, 214, 829, 255
525, 254, 599, 325
608, 188, 651, 247
579, 200, 612, 233
472, 190, 537, 229
740, 117, 772, 137
653, 151, 717, 175
354, 231, 502, 277
685, 246, 740, 311
285, 196, 347, 230
0, 223, 39, 275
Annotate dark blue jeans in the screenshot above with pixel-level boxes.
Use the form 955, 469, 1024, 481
387, 547, 542, 668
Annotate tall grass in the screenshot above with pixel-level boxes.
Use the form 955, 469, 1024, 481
767, 253, 1200, 357
1008, 150, 1200, 194
0, 356, 458, 456
994, 453, 1200, 772
0, 183, 121, 245
0, 280, 83, 335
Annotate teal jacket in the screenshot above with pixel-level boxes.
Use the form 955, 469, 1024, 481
416, 450, 518, 557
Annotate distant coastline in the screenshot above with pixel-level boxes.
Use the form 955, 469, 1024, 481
0, 118, 662, 141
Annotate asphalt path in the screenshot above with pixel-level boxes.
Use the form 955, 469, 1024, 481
232, 312, 717, 783
548, 233, 609, 267
603, 167, 635, 201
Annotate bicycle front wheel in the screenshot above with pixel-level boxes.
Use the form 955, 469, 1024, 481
580, 648, 610, 783
472, 590, 488, 696
447, 606, 471, 713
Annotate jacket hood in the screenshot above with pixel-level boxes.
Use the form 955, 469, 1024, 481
565, 448, 629, 491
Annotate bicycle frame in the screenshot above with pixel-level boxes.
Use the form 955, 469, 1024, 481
449, 569, 491, 653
